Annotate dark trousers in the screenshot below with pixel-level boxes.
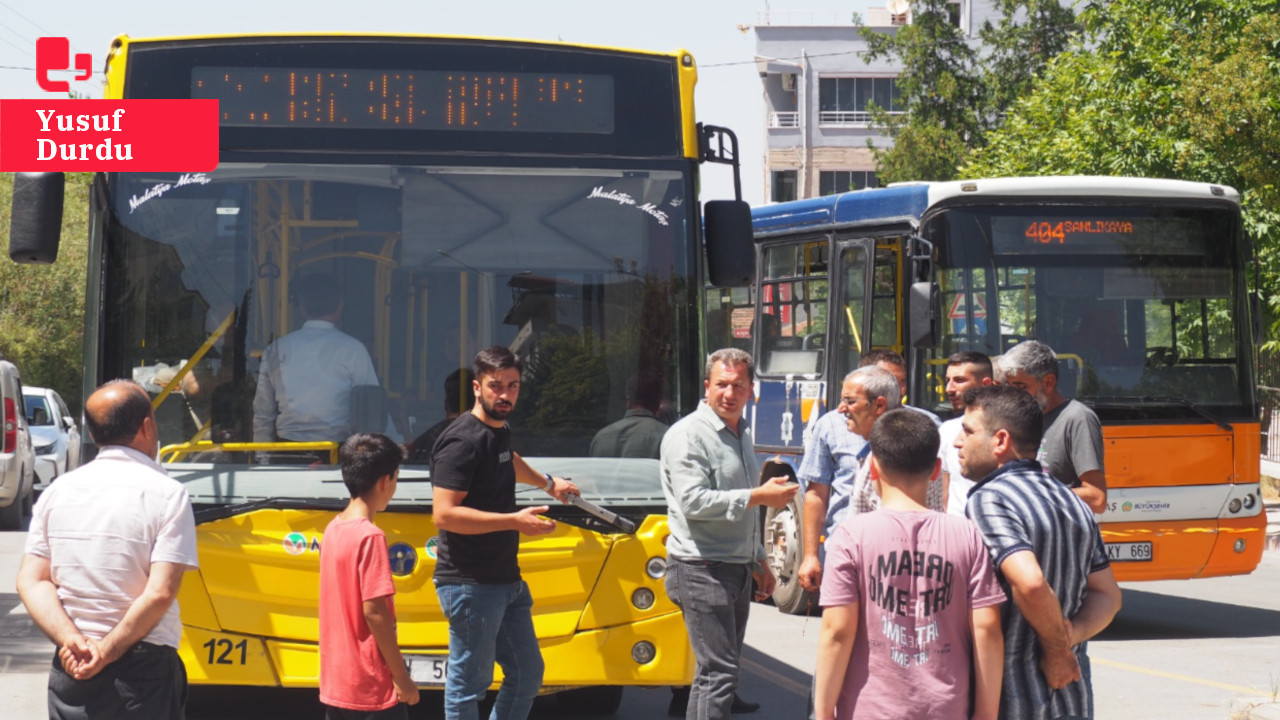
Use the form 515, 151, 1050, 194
665, 559, 752, 720
49, 641, 187, 720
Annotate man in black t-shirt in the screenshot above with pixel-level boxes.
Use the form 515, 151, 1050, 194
430, 346, 578, 720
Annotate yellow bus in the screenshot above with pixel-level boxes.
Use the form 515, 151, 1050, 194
10, 33, 752, 712
717, 177, 1266, 614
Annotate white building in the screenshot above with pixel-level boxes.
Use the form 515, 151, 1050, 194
754, 2, 997, 201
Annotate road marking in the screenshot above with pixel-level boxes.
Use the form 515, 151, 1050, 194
1094, 658, 1268, 697
740, 656, 812, 697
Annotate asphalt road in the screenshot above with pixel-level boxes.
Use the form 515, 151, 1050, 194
3, 523, 1279, 719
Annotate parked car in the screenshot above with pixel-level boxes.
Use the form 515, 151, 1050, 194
0, 360, 35, 529
24, 385, 81, 488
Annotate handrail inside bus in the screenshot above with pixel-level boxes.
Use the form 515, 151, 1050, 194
151, 309, 236, 410
160, 440, 339, 464
844, 306, 863, 353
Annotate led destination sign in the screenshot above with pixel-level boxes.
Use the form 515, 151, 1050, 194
192, 67, 615, 133
990, 213, 1212, 256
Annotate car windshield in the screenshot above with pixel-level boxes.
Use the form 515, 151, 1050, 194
24, 395, 54, 426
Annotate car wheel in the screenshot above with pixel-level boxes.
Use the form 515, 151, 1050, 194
555, 686, 624, 714
763, 492, 818, 615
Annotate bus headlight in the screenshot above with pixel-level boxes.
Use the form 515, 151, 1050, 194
631, 587, 656, 610
1243, 493, 1257, 510
631, 641, 656, 664
645, 557, 667, 579
1228, 498, 1242, 514
1234, 539, 1247, 553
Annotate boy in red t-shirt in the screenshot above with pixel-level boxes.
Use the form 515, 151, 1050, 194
319, 433, 420, 719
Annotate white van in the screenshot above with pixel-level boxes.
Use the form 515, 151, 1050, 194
0, 360, 36, 529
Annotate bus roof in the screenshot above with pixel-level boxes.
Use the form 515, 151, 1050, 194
751, 176, 1240, 239
751, 184, 929, 237
108, 32, 692, 63
925, 176, 1241, 206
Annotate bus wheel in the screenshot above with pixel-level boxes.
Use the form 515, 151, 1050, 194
764, 493, 818, 615
556, 686, 624, 714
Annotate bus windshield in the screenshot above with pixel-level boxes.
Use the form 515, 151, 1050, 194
925, 202, 1254, 421
105, 162, 694, 468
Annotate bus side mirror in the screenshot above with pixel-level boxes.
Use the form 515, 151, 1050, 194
9, 172, 65, 264
704, 200, 754, 288
909, 281, 939, 348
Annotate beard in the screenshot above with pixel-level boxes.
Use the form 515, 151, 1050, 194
480, 396, 514, 421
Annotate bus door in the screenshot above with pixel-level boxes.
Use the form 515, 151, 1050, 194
828, 238, 875, 411
751, 235, 833, 452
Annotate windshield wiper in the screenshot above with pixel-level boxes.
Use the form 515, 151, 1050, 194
1089, 396, 1233, 431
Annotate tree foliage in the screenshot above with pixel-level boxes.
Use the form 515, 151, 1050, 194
860, 0, 986, 182
0, 173, 90, 409
964, 0, 1280, 344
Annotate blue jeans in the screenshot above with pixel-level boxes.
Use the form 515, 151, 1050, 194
664, 559, 752, 720
435, 580, 544, 720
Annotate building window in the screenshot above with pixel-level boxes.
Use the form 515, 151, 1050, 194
772, 170, 798, 202
818, 77, 902, 124
819, 170, 879, 195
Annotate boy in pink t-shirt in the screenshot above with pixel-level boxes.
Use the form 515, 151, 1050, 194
815, 410, 1005, 720
319, 433, 420, 719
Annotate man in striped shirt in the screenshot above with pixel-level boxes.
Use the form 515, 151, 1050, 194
955, 386, 1122, 720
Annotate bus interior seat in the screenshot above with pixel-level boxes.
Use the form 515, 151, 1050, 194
1141, 366, 1237, 404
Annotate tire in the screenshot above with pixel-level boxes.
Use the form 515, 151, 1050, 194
763, 492, 818, 615
556, 686, 625, 715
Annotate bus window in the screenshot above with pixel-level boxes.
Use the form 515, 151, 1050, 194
833, 244, 870, 384
758, 240, 829, 376
870, 244, 901, 349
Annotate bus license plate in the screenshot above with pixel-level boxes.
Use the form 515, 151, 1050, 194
406, 654, 448, 686
1106, 542, 1152, 562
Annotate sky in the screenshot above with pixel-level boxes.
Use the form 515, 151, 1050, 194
0, 0, 874, 205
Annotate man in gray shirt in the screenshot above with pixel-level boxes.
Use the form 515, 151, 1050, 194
660, 348, 799, 720
1001, 340, 1107, 513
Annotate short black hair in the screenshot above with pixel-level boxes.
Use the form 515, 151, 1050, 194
339, 433, 404, 498
473, 345, 523, 380
947, 351, 993, 379
869, 409, 940, 479
859, 348, 905, 369
296, 273, 341, 318
85, 380, 152, 446
627, 371, 663, 414
442, 368, 474, 415
963, 385, 1044, 455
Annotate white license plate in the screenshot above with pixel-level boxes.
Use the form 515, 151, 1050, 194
406, 654, 448, 686
1106, 542, 1153, 562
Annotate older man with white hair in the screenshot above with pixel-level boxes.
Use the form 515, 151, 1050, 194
999, 341, 1107, 513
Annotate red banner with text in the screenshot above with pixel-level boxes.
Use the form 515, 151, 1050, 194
0, 99, 219, 172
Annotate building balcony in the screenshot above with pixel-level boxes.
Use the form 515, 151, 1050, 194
818, 110, 904, 126
769, 111, 800, 128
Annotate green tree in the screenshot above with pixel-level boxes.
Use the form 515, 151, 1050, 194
978, 0, 1078, 117
0, 172, 90, 408
963, 0, 1280, 344
860, 0, 986, 182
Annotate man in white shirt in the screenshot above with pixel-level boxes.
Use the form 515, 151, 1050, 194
938, 351, 995, 516
18, 380, 199, 719
253, 273, 389, 445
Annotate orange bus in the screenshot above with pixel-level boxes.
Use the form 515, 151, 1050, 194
719, 177, 1267, 613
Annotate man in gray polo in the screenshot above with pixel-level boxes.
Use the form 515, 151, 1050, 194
660, 348, 799, 720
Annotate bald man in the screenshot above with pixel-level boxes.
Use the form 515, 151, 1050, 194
18, 380, 199, 719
